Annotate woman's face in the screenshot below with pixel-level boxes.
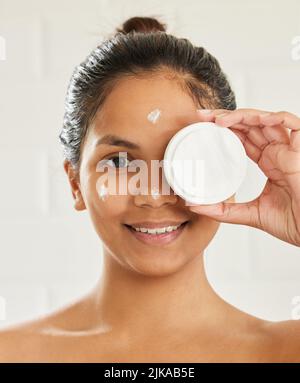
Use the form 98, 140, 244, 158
67, 72, 233, 276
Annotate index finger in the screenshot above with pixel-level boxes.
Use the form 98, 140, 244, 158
260, 111, 300, 131
260, 111, 300, 152
213, 108, 271, 127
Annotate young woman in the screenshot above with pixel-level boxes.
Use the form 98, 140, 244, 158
0, 16, 300, 362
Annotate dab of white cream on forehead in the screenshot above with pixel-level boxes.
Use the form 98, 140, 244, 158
147, 108, 162, 124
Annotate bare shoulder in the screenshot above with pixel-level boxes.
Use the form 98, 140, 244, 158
0, 295, 89, 362
0, 320, 44, 362
209, 305, 300, 362
261, 319, 300, 362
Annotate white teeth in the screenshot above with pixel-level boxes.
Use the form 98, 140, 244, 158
132, 224, 182, 234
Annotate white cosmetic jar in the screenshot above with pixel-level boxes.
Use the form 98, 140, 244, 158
163, 122, 248, 205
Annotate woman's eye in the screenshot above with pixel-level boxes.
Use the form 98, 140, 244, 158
106, 155, 131, 168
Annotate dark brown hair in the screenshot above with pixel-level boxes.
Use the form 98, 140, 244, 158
59, 16, 236, 175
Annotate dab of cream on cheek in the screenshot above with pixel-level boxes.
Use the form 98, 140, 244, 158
98, 183, 109, 201
147, 108, 162, 124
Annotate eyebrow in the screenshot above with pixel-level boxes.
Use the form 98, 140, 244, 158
95, 134, 140, 150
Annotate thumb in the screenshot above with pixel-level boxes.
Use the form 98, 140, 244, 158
188, 200, 260, 227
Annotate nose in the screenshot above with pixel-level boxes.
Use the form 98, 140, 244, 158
133, 169, 178, 209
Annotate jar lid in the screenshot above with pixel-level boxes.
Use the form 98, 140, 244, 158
163, 122, 248, 205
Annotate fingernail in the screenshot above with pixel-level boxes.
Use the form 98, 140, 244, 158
216, 113, 229, 118
259, 112, 272, 118
197, 109, 212, 115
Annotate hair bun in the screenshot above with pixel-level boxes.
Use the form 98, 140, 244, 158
116, 16, 167, 34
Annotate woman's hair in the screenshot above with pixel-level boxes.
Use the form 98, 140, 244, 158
59, 16, 236, 176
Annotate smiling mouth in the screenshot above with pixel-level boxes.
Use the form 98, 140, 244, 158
124, 221, 189, 234
123, 221, 189, 246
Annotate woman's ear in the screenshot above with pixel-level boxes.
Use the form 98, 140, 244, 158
63, 160, 86, 211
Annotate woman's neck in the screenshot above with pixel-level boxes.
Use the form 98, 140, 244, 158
87, 249, 230, 338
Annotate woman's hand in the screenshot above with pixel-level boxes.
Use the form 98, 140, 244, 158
189, 108, 300, 247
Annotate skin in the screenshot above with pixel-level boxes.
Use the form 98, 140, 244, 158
0, 72, 300, 362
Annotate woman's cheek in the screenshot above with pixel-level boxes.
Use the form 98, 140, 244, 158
90, 172, 130, 219
193, 215, 221, 247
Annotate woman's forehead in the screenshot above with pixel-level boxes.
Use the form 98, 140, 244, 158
93, 75, 199, 135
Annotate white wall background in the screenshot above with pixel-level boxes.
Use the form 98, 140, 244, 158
0, 0, 300, 328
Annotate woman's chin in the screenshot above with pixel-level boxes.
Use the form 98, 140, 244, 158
117, 223, 197, 276
125, 258, 190, 278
